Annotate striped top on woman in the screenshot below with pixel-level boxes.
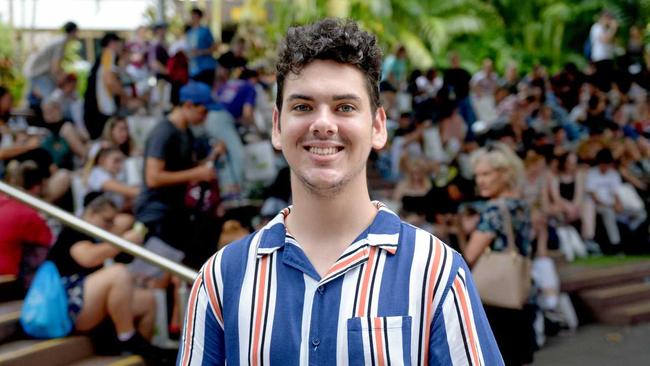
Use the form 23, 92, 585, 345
177, 203, 503, 365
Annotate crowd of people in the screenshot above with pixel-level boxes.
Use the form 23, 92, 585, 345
0, 7, 648, 365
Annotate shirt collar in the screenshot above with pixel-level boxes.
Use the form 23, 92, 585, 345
256, 202, 402, 257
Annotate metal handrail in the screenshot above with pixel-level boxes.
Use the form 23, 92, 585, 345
0, 180, 198, 282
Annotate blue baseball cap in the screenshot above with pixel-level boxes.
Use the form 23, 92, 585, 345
179, 81, 221, 111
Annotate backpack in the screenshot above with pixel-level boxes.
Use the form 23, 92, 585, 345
167, 52, 189, 85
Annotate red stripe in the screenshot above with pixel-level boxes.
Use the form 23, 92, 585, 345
180, 276, 203, 366
454, 279, 481, 365
324, 247, 368, 280
373, 317, 386, 366
203, 256, 224, 325
250, 256, 269, 366
356, 247, 377, 317
422, 239, 442, 365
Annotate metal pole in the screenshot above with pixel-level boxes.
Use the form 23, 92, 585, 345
0, 181, 198, 282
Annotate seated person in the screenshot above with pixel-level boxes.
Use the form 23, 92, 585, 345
89, 116, 136, 161
0, 160, 52, 289
83, 147, 139, 214
39, 97, 88, 168
46, 195, 172, 363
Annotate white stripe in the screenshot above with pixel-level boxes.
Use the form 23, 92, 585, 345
237, 230, 264, 363
385, 316, 405, 364
336, 267, 361, 366
369, 250, 387, 316
212, 250, 225, 328
299, 275, 318, 366
432, 239, 454, 311
187, 284, 208, 366
457, 268, 485, 365
408, 228, 433, 363
367, 233, 399, 246
442, 288, 471, 366
261, 253, 278, 365
360, 317, 373, 364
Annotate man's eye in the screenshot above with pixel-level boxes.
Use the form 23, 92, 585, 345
293, 104, 311, 112
337, 104, 356, 113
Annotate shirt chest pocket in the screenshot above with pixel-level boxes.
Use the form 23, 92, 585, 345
347, 316, 412, 366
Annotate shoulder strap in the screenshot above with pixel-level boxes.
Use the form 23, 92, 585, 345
497, 198, 517, 252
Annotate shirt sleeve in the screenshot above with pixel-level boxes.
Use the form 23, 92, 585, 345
177, 261, 225, 366
429, 256, 504, 366
22, 209, 52, 247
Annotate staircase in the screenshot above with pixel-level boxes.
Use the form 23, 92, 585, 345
0, 276, 145, 366
559, 260, 650, 326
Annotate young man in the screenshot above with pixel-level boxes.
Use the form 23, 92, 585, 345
178, 19, 502, 365
187, 7, 218, 86
135, 81, 224, 264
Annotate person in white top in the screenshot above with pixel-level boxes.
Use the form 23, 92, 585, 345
584, 148, 623, 248
589, 10, 618, 91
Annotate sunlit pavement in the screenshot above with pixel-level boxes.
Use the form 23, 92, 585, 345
534, 323, 650, 365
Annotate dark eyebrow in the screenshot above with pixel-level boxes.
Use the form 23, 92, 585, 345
286, 94, 314, 102
332, 94, 362, 101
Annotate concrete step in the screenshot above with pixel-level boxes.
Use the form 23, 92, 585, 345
0, 301, 22, 343
599, 300, 650, 325
559, 262, 650, 293
580, 281, 650, 309
0, 336, 93, 366
67, 355, 145, 366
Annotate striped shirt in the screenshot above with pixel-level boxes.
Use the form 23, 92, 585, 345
178, 203, 503, 365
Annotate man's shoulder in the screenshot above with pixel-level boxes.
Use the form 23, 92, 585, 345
202, 231, 259, 275
396, 221, 462, 262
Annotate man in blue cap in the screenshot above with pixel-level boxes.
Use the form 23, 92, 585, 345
135, 81, 226, 259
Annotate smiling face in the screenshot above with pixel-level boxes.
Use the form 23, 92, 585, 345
272, 59, 387, 198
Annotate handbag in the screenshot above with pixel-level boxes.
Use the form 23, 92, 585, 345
472, 200, 532, 310
20, 261, 73, 338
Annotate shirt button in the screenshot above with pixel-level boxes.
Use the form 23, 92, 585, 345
317, 285, 325, 294
312, 338, 320, 346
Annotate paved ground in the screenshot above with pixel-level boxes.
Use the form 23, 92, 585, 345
534, 323, 650, 365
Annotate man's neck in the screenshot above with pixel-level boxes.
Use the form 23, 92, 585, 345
286, 173, 378, 247
168, 109, 188, 130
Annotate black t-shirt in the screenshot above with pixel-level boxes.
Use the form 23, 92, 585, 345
47, 227, 102, 277
443, 68, 472, 101
218, 51, 247, 70
135, 119, 195, 223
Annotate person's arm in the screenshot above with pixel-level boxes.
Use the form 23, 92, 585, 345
145, 157, 214, 189
70, 229, 143, 268
178, 258, 225, 365
60, 122, 88, 159
0, 137, 40, 160
463, 230, 495, 267
70, 241, 120, 268
428, 255, 504, 365
101, 179, 140, 198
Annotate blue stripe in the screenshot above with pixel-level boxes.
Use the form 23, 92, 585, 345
346, 317, 366, 365
268, 249, 305, 366
202, 303, 225, 365
378, 223, 414, 316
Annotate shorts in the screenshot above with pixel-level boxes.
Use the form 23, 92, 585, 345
61, 274, 85, 322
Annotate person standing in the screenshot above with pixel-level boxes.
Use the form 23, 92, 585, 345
187, 7, 218, 87
178, 18, 502, 365
589, 10, 618, 91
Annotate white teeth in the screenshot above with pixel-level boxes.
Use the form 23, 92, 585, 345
309, 147, 338, 155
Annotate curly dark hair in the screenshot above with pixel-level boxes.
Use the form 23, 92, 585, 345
275, 18, 382, 113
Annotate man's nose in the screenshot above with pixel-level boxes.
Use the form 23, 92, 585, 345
309, 107, 338, 137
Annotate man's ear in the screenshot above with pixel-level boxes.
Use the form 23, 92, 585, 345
371, 106, 388, 150
271, 107, 282, 150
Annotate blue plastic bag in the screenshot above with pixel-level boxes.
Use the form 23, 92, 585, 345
20, 261, 73, 338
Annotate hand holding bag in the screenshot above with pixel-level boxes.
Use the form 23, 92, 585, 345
472, 200, 532, 310
20, 261, 73, 338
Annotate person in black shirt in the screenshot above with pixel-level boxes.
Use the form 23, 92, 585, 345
48, 196, 172, 363
134, 81, 225, 262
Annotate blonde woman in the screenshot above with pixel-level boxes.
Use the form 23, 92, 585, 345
463, 142, 535, 366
